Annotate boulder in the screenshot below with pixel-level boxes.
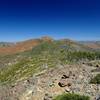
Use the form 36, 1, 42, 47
58, 79, 68, 87
65, 87, 70, 92
44, 93, 52, 100
61, 74, 70, 79
58, 79, 72, 87
96, 64, 99, 68
96, 94, 100, 100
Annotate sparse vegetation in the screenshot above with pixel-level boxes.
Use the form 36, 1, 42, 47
90, 74, 100, 84
0, 39, 99, 100
0, 41, 100, 84
53, 93, 90, 100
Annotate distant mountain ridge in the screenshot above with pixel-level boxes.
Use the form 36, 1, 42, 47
79, 41, 100, 50
0, 37, 99, 55
0, 42, 14, 47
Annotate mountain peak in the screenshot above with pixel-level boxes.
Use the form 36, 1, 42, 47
41, 36, 54, 42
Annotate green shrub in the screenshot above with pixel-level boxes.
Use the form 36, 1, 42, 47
53, 93, 90, 100
90, 74, 100, 84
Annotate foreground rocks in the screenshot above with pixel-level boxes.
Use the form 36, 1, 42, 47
0, 63, 100, 100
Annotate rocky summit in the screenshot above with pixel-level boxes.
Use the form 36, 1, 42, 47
0, 37, 100, 100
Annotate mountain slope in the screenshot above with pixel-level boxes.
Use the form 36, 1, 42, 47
79, 41, 100, 50
0, 40, 100, 84
0, 37, 99, 55
0, 37, 100, 100
0, 39, 41, 55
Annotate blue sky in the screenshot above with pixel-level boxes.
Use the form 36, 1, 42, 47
0, 0, 100, 42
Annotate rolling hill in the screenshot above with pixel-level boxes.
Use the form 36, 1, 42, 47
0, 37, 99, 55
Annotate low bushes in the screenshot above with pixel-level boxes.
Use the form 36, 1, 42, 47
53, 93, 90, 100
90, 74, 100, 84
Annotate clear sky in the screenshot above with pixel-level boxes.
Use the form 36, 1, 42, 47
0, 0, 100, 42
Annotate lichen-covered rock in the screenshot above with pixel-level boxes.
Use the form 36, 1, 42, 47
44, 93, 52, 100
96, 94, 100, 100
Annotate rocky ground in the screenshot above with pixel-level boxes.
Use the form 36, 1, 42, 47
0, 62, 100, 100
